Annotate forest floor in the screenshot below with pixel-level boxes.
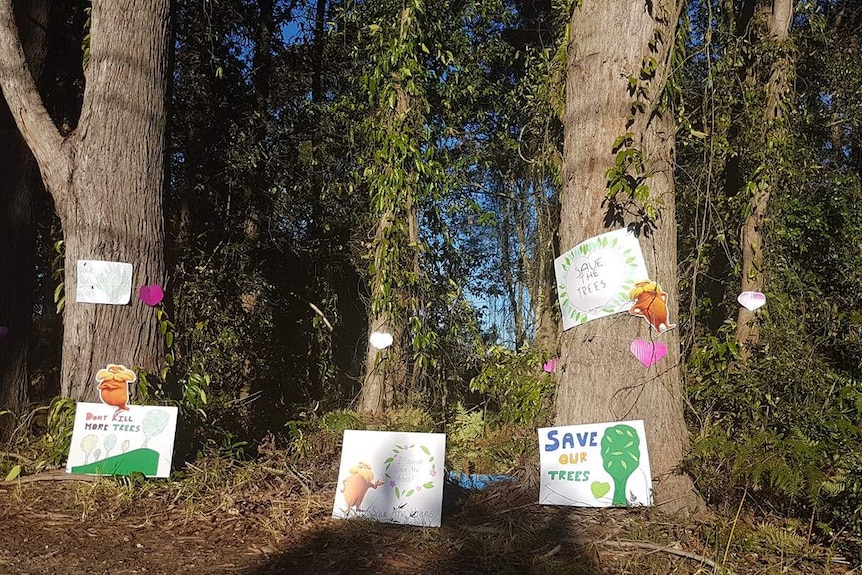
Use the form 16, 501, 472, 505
2, 441, 859, 575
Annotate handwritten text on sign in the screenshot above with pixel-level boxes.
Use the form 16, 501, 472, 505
538, 420, 652, 507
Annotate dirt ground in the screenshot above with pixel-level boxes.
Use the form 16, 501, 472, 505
2, 465, 858, 575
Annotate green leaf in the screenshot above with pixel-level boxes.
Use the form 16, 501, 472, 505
420, 445, 430, 456
5, 465, 21, 482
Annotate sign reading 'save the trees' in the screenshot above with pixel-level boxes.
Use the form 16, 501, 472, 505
538, 420, 652, 507
554, 228, 648, 330
332, 430, 446, 527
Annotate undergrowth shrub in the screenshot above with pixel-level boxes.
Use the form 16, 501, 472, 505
469, 345, 555, 425
687, 295, 862, 535
446, 403, 536, 474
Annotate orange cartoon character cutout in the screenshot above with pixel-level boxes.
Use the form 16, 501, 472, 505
96, 364, 136, 413
628, 281, 676, 333
341, 461, 384, 515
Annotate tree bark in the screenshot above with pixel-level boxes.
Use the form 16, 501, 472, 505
359, 73, 417, 413
735, 0, 793, 348
499, 185, 524, 347
359, 206, 400, 412
532, 184, 559, 355
555, 0, 700, 514
0, 0, 48, 428
0, 0, 169, 400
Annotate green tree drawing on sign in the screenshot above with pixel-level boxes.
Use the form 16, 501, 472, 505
600, 424, 641, 506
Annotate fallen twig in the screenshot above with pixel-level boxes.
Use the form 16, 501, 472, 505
539, 543, 562, 559
0, 450, 33, 463
7, 469, 98, 484
601, 540, 731, 573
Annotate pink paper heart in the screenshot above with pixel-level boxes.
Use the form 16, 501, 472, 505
138, 284, 164, 306
543, 358, 559, 373
737, 291, 766, 311
0, 326, 8, 340
630, 339, 667, 367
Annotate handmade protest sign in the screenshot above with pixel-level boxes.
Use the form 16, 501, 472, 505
66, 364, 178, 478
76, 260, 134, 305
538, 420, 652, 507
332, 430, 445, 527
554, 229, 648, 330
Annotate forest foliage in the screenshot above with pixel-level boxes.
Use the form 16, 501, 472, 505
1, 0, 862, 541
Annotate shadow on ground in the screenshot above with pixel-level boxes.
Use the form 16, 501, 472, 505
245, 480, 602, 575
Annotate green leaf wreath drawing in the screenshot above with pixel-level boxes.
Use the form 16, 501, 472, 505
382, 443, 437, 500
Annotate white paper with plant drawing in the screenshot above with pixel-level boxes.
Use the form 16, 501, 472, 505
66, 403, 178, 478
332, 430, 446, 527
538, 420, 652, 507
76, 260, 134, 305
554, 228, 648, 330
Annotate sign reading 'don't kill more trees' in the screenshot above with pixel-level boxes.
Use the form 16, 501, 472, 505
66, 364, 178, 478
332, 430, 446, 527
554, 228, 648, 330
538, 420, 652, 507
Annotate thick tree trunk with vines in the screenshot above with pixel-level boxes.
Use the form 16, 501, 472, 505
555, 0, 700, 514
360, 200, 392, 413
358, 46, 421, 412
532, 185, 559, 356
0, 0, 47, 428
735, 0, 793, 349
0, 0, 169, 400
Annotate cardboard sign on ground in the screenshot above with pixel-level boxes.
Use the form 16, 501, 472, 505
332, 430, 446, 527
538, 420, 652, 507
66, 402, 178, 478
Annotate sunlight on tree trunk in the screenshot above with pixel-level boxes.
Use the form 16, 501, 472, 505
554, 0, 700, 514
735, 0, 794, 350
0, 0, 169, 400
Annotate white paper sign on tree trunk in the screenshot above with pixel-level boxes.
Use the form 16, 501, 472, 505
76, 260, 134, 305
538, 420, 652, 507
554, 228, 648, 330
332, 430, 446, 527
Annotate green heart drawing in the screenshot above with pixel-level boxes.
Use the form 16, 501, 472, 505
591, 481, 611, 499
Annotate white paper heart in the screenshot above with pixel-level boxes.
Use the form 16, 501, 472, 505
566, 248, 625, 313
737, 291, 766, 312
369, 331, 394, 350
630, 339, 668, 367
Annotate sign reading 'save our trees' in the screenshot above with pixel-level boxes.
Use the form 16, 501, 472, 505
554, 228, 648, 330
332, 430, 446, 527
538, 420, 652, 507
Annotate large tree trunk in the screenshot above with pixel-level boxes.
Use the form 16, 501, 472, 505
0, 0, 169, 401
555, 0, 700, 514
358, 12, 422, 411
735, 0, 794, 348
0, 0, 48, 427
